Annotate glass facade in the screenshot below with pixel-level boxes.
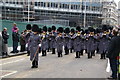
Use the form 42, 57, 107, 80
1, 0, 103, 27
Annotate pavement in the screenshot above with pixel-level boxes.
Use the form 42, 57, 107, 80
1, 46, 27, 58
0, 50, 111, 78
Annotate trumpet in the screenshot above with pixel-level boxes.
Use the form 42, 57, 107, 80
42, 32, 46, 40
77, 32, 81, 36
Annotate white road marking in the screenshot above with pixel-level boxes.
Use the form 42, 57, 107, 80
0, 70, 17, 78
1, 55, 27, 61
0, 59, 25, 66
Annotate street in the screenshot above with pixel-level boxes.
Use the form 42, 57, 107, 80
0, 51, 110, 78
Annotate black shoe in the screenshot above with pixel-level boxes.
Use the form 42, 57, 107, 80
31, 66, 35, 68
107, 76, 117, 79
10, 51, 15, 53
100, 58, 103, 59
34, 65, 38, 68
27, 54, 30, 56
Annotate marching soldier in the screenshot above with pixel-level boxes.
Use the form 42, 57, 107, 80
41, 26, 48, 56
24, 24, 32, 56
56, 27, 64, 57
47, 27, 52, 52
29, 24, 41, 68
80, 29, 85, 56
70, 28, 75, 53
50, 26, 57, 54
64, 28, 71, 55
74, 26, 82, 58
86, 27, 95, 59
99, 25, 110, 59
84, 29, 89, 54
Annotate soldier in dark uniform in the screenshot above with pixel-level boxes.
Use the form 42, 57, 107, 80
80, 29, 85, 56
86, 27, 95, 59
74, 26, 82, 58
41, 26, 48, 56
99, 25, 110, 59
64, 28, 71, 55
50, 26, 57, 54
24, 24, 32, 56
29, 24, 41, 68
84, 29, 89, 54
56, 27, 64, 57
70, 28, 75, 53
38, 28, 42, 53
47, 27, 52, 52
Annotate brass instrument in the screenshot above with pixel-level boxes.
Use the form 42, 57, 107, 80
90, 32, 94, 36
42, 32, 46, 40
77, 32, 81, 36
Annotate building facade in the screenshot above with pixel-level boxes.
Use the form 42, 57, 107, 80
102, 0, 118, 27
118, 1, 120, 27
0, 0, 117, 27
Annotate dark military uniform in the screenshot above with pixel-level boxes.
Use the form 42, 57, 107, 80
29, 24, 41, 68
64, 28, 71, 55
56, 27, 64, 57
24, 24, 32, 56
41, 26, 48, 56
86, 27, 95, 59
74, 26, 82, 58
70, 28, 75, 53
50, 26, 57, 54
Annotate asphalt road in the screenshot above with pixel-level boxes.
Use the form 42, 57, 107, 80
0, 51, 110, 78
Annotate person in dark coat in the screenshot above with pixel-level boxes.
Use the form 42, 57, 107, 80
2, 28, 9, 56
64, 28, 71, 55
56, 27, 64, 57
86, 27, 95, 59
50, 26, 57, 54
74, 26, 82, 58
24, 24, 32, 56
41, 26, 48, 56
106, 28, 120, 79
29, 24, 41, 68
99, 26, 110, 59
0, 32, 2, 56
80, 29, 85, 56
11, 27, 19, 53
20, 31, 26, 52
84, 29, 89, 54
47, 27, 52, 52
70, 28, 75, 53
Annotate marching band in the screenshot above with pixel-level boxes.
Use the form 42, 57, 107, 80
25, 24, 114, 68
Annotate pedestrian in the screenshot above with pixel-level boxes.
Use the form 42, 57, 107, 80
29, 24, 41, 68
24, 24, 32, 56
20, 31, 26, 52
107, 27, 120, 79
11, 27, 19, 53
56, 27, 64, 57
2, 28, 9, 56
64, 28, 70, 55
41, 26, 48, 56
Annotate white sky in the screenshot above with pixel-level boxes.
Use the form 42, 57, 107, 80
114, 0, 120, 8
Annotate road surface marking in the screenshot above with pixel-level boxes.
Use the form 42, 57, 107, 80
0, 59, 25, 66
0, 70, 17, 78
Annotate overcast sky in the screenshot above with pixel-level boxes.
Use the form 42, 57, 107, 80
114, 0, 120, 8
